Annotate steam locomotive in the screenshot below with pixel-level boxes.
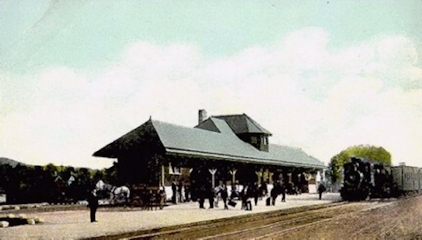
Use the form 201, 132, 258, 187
341, 157, 422, 201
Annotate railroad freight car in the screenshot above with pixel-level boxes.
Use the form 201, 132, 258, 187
340, 157, 421, 201
391, 165, 421, 196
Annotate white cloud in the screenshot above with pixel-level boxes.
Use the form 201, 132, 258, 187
377, 36, 418, 66
278, 28, 329, 70
1, 29, 422, 169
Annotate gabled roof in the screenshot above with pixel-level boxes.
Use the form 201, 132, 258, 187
93, 120, 165, 158
213, 114, 272, 136
194, 118, 221, 133
94, 118, 324, 169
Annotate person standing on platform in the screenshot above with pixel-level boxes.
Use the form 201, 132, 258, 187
171, 181, 177, 204
87, 190, 99, 223
260, 180, 268, 198
178, 181, 183, 203
220, 184, 229, 209
281, 183, 286, 202
198, 185, 205, 209
214, 183, 221, 208
270, 182, 280, 205
253, 182, 259, 206
184, 181, 190, 202
241, 184, 252, 210
318, 183, 326, 200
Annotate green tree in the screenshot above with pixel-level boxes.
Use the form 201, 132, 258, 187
328, 144, 392, 184
104, 162, 119, 185
0, 164, 13, 194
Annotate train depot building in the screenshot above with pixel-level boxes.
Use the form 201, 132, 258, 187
93, 110, 325, 204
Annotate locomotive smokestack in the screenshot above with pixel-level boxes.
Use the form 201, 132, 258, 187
198, 109, 207, 124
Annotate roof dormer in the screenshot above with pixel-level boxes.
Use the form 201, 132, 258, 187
213, 114, 271, 152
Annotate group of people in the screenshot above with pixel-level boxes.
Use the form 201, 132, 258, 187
87, 181, 328, 223
171, 181, 191, 204
194, 181, 286, 211
195, 181, 328, 211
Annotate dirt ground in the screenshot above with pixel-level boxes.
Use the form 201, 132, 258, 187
3, 194, 421, 239
269, 195, 422, 240
0, 193, 341, 240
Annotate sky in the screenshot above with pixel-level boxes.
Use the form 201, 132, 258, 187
1, 0, 422, 169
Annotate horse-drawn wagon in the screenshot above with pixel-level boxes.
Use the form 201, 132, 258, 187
95, 181, 166, 209
130, 185, 166, 210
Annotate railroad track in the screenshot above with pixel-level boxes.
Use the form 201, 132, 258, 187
92, 202, 346, 240
103, 201, 395, 240
244, 201, 395, 240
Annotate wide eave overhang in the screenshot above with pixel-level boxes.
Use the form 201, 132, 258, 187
165, 147, 325, 170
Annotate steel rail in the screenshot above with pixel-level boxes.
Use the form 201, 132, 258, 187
254, 201, 396, 240
120, 202, 347, 240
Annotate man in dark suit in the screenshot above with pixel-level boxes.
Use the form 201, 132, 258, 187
220, 184, 229, 209
281, 184, 286, 202
318, 183, 326, 200
87, 190, 99, 222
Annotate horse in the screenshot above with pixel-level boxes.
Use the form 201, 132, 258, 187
95, 180, 130, 205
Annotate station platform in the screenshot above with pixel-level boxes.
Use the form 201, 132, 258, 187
0, 193, 341, 240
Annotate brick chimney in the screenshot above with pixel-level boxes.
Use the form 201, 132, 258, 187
198, 109, 207, 124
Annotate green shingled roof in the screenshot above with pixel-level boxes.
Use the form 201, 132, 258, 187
213, 114, 272, 136
93, 117, 325, 169
152, 118, 324, 168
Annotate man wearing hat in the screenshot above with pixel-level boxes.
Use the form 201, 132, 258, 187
87, 189, 99, 222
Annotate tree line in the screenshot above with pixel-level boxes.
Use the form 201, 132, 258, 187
0, 162, 118, 204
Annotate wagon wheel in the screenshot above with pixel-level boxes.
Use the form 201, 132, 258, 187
131, 197, 143, 208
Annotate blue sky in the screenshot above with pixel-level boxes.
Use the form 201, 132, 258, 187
1, 1, 421, 169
